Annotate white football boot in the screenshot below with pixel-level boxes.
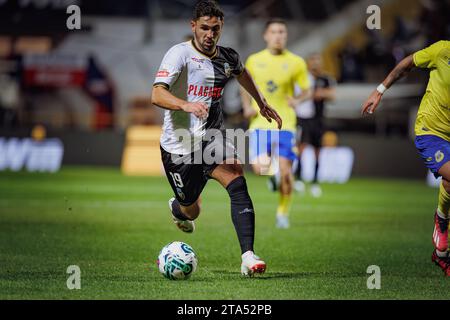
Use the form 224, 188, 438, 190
310, 184, 322, 198
276, 214, 290, 229
241, 251, 266, 276
168, 197, 195, 233
293, 180, 306, 194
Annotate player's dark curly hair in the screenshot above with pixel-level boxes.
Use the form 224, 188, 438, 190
193, 0, 224, 20
264, 18, 287, 31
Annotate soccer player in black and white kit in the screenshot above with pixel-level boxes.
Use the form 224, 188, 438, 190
151, 1, 282, 276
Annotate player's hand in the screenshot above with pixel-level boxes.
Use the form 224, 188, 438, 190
361, 90, 382, 115
287, 96, 298, 108
243, 107, 257, 119
181, 102, 209, 119
259, 103, 282, 129
313, 89, 326, 101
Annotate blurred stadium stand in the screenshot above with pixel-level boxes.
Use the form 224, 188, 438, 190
0, 0, 448, 178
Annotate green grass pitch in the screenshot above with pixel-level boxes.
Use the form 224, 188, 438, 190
1, 166, 449, 299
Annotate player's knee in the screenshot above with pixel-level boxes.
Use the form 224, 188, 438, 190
230, 162, 244, 176
251, 155, 271, 175
221, 169, 242, 187
278, 169, 292, 192
224, 163, 243, 181
280, 167, 292, 183
280, 177, 292, 194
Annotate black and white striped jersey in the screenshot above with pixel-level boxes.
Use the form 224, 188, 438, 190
153, 40, 244, 155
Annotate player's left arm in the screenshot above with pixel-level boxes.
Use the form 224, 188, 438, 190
237, 68, 282, 129
314, 87, 335, 101
361, 54, 415, 115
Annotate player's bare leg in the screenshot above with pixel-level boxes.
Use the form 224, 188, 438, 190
431, 161, 450, 276
251, 154, 280, 192
276, 157, 293, 229
168, 198, 200, 233
251, 154, 273, 176
211, 160, 266, 276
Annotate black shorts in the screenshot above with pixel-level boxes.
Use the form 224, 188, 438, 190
161, 135, 238, 206
296, 118, 323, 148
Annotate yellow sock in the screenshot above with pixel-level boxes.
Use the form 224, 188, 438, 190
277, 193, 292, 216
438, 182, 450, 218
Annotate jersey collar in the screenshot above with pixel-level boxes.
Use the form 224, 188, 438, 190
190, 40, 218, 59
265, 48, 287, 56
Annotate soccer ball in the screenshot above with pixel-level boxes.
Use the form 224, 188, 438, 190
157, 241, 198, 280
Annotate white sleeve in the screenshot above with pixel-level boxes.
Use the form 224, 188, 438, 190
153, 45, 185, 89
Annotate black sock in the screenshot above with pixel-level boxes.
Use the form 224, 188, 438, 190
295, 156, 302, 180
226, 176, 255, 254
437, 214, 449, 233
171, 198, 191, 221
313, 159, 319, 183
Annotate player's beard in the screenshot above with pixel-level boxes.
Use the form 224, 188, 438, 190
202, 39, 215, 52
194, 32, 218, 55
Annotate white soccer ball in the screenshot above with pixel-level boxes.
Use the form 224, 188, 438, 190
157, 241, 198, 280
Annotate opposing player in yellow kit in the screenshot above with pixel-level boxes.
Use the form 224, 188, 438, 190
241, 18, 311, 229
362, 40, 450, 276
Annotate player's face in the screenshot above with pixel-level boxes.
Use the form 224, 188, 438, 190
191, 16, 223, 54
308, 54, 322, 75
264, 23, 287, 52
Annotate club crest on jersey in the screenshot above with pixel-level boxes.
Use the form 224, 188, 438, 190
435, 150, 444, 163
267, 80, 278, 93
224, 62, 232, 77
176, 188, 185, 201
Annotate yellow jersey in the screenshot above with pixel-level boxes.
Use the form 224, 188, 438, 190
245, 49, 310, 132
413, 40, 450, 141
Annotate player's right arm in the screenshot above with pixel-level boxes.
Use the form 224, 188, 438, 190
152, 86, 209, 119
361, 54, 414, 115
314, 76, 336, 102
151, 44, 208, 119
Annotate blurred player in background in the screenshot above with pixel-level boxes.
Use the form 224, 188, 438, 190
294, 53, 336, 197
152, 0, 281, 276
362, 40, 450, 276
241, 19, 311, 229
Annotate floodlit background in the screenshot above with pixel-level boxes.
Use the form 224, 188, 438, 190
0, 0, 448, 178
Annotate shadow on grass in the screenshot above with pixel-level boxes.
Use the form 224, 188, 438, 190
207, 270, 370, 280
